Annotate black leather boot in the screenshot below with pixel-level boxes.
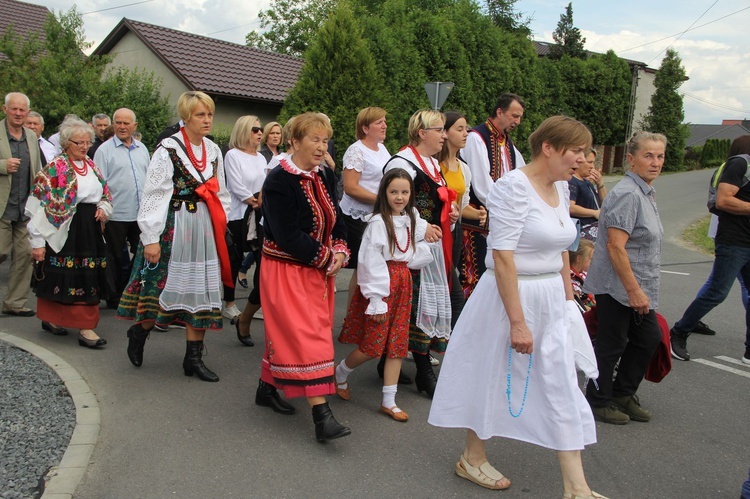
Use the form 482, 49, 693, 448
182, 340, 219, 382
256, 380, 295, 415
126, 323, 151, 367
376, 354, 413, 384
413, 352, 437, 398
311, 402, 351, 443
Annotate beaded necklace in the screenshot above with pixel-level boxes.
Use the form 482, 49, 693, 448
180, 127, 207, 172
393, 227, 411, 253
506, 347, 533, 417
408, 145, 444, 186
70, 158, 88, 176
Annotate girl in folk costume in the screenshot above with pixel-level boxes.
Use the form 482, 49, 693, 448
118, 91, 232, 382
336, 169, 432, 421
383, 109, 460, 398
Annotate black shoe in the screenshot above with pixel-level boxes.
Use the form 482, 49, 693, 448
691, 320, 716, 336
311, 402, 351, 443
78, 334, 107, 348
183, 340, 219, 382
41, 321, 68, 336
255, 380, 295, 415
376, 355, 413, 384
413, 353, 437, 398
670, 327, 690, 361
235, 319, 254, 347
126, 324, 150, 367
3, 307, 35, 317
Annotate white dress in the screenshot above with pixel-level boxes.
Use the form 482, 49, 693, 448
428, 168, 596, 451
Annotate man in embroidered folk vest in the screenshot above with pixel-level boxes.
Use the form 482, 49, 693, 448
459, 93, 526, 298
0, 92, 42, 316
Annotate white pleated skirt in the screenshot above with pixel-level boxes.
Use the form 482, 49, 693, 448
428, 271, 596, 451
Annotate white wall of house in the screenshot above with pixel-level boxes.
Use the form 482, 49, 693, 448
103, 32, 187, 123
632, 68, 657, 132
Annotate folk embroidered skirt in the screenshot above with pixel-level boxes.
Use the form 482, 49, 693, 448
117, 204, 223, 330
339, 261, 412, 358
428, 271, 596, 451
35, 203, 112, 329
259, 257, 336, 398
459, 222, 488, 300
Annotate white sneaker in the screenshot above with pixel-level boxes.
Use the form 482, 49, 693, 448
429, 354, 440, 366
253, 308, 264, 320
222, 304, 241, 321
742, 355, 750, 365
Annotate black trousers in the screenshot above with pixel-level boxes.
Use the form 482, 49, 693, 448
585, 293, 661, 407
103, 221, 140, 300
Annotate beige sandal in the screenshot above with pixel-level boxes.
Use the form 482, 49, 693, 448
454, 454, 511, 490
563, 491, 609, 499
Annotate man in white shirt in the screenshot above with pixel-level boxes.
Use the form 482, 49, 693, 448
94, 108, 149, 308
459, 93, 526, 298
24, 111, 56, 164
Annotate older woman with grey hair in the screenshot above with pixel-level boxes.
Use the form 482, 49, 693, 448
26, 119, 114, 348
584, 131, 666, 425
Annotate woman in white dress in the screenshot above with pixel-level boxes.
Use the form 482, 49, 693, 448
429, 116, 606, 499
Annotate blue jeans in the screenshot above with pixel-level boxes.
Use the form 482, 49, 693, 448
696, 270, 748, 309
742, 467, 750, 499
675, 243, 750, 350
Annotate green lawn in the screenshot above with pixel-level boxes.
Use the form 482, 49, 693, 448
683, 215, 715, 255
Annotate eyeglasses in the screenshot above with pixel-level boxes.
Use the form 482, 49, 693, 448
424, 127, 444, 132
252, 127, 264, 134
69, 140, 93, 147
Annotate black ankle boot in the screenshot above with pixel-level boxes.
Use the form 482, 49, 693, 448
413, 352, 437, 398
126, 324, 151, 367
256, 380, 295, 415
376, 354, 413, 384
311, 402, 351, 443
182, 340, 219, 382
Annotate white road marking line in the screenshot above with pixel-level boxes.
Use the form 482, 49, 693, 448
714, 355, 750, 368
660, 270, 690, 275
693, 358, 750, 379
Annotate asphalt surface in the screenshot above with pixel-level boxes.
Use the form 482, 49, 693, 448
1, 167, 748, 498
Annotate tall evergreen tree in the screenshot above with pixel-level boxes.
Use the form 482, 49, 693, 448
550, 2, 586, 59
640, 48, 689, 171
485, 0, 532, 36
281, 1, 386, 166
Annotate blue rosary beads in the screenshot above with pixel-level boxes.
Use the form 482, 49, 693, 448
506, 347, 533, 418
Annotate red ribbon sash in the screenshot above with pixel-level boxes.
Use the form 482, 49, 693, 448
437, 185, 457, 284
195, 176, 234, 289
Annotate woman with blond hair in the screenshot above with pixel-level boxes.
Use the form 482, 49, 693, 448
118, 91, 231, 382
380, 109, 458, 398
223, 115, 267, 345
259, 121, 282, 163
430, 116, 605, 498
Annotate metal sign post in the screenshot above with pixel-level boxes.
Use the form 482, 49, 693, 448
424, 82, 454, 110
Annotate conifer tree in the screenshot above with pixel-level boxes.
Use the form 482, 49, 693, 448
641, 49, 689, 171
550, 2, 586, 59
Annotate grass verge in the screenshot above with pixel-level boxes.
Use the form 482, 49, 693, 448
683, 215, 715, 255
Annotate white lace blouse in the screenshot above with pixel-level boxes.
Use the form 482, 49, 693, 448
339, 140, 391, 220
138, 136, 230, 245
357, 209, 431, 315
224, 148, 267, 221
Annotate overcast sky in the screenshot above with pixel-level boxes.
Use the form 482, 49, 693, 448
35, 0, 749, 125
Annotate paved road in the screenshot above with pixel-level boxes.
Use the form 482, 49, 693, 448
1, 168, 748, 498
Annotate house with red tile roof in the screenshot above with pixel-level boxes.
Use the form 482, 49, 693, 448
0, 0, 53, 62
92, 18, 304, 127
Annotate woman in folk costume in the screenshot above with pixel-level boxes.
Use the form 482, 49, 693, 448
118, 91, 232, 383
383, 109, 460, 398
259, 113, 350, 443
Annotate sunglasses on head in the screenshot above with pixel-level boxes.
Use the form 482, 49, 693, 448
252, 126, 264, 134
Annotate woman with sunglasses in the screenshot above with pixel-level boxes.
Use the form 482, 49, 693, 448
222, 117, 267, 339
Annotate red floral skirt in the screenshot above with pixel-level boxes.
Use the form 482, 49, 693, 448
339, 261, 412, 358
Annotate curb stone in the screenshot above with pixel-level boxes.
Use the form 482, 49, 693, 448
0, 332, 100, 499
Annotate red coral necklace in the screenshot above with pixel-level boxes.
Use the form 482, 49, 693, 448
70, 158, 88, 176
394, 227, 411, 253
180, 127, 207, 172
409, 145, 444, 186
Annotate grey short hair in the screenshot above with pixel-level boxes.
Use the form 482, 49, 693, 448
4, 92, 30, 108
113, 108, 136, 123
28, 111, 44, 125
91, 113, 111, 125
59, 119, 95, 149
627, 131, 667, 156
